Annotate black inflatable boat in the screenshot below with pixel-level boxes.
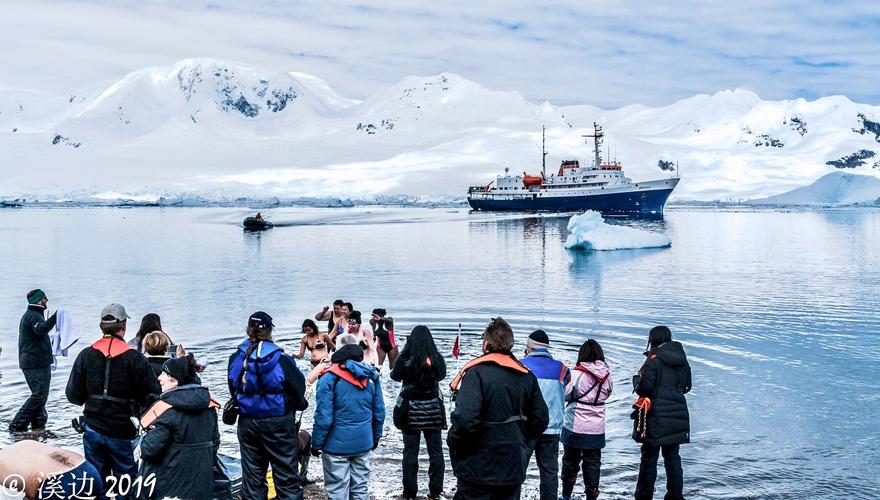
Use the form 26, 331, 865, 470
243, 217, 273, 230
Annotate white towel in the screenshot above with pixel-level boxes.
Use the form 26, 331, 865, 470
51, 308, 80, 370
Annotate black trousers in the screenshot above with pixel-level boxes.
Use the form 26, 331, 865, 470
454, 480, 521, 500
10, 367, 51, 430
402, 429, 444, 497
525, 434, 560, 500
561, 445, 601, 499
635, 443, 683, 500
238, 414, 303, 500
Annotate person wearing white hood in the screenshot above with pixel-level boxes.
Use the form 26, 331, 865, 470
560, 339, 613, 500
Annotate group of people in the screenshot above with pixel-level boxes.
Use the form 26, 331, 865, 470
6, 289, 693, 500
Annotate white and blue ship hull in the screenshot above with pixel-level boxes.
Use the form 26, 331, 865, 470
468, 178, 679, 218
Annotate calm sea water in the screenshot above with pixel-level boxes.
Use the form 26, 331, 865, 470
1, 207, 878, 499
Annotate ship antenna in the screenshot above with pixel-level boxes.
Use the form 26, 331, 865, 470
542, 125, 547, 178
581, 122, 604, 168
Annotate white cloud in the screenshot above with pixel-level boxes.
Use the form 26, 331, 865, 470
1, 0, 878, 107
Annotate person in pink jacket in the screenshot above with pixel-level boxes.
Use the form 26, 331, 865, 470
560, 339, 613, 500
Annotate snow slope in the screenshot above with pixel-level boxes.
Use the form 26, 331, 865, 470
751, 171, 880, 205
2, 59, 880, 203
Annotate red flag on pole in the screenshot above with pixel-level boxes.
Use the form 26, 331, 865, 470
452, 323, 461, 359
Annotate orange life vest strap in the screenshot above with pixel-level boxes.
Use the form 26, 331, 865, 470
327, 364, 368, 389
449, 353, 530, 392
140, 400, 173, 428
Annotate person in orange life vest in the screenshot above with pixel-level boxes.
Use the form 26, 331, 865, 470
447, 317, 549, 500
312, 334, 385, 500
633, 326, 692, 500
65, 303, 161, 496
139, 354, 219, 500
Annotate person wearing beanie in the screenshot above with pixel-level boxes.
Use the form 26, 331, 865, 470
228, 311, 308, 500
521, 329, 571, 500
10, 289, 57, 432
139, 354, 220, 499
633, 326, 692, 500
312, 338, 385, 499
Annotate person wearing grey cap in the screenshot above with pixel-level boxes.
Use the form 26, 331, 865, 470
65, 303, 161, 497
9, 288, 57, 433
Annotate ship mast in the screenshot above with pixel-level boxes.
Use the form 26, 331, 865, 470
581, 122, 604, 167
541, 125, 547, 178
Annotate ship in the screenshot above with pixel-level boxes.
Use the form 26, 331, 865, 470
467, 123, 679, 218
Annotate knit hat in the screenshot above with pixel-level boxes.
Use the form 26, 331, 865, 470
371, 308, 387, 317
27, 289, 46, 305
348, 310, 362, 325
162, 354, 197, 386
527, 329, 551, 350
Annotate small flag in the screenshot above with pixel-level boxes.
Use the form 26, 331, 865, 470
452, 322, 461, 359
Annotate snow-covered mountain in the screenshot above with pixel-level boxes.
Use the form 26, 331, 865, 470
751, 171, 880, 205
2, 58, 880, 203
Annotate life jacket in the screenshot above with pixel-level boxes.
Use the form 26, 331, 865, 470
89, 335, 136, 406
323, 364, 368, 389
140, 395, 221, 428
449, 352, 530, 392
228, 340, 287, 418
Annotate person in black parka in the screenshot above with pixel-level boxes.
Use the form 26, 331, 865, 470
390, 325, 447, 500
139, 354, 220, 500
10, 289, 57, 432
447, 317, 549, 500
633, 326, 692, 500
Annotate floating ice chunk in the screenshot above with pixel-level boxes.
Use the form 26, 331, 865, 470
564, 211, 671, 251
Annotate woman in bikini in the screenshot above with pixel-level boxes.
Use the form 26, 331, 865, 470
294, 319, 336, 367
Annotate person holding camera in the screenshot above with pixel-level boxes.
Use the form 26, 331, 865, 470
228, 311, 308, 500
370, 308, 398, 369
632, 326, 692, 500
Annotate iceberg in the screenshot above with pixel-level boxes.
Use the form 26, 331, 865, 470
564, 211, 671, 251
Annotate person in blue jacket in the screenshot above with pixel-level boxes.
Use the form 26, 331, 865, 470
312, 333, 385, 500
521, 329, 571, 500
228, 311, 308, 500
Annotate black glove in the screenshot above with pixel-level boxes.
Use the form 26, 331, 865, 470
310, 448, 322, 457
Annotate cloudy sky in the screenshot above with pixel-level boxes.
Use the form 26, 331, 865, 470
2, 0, 878, 108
